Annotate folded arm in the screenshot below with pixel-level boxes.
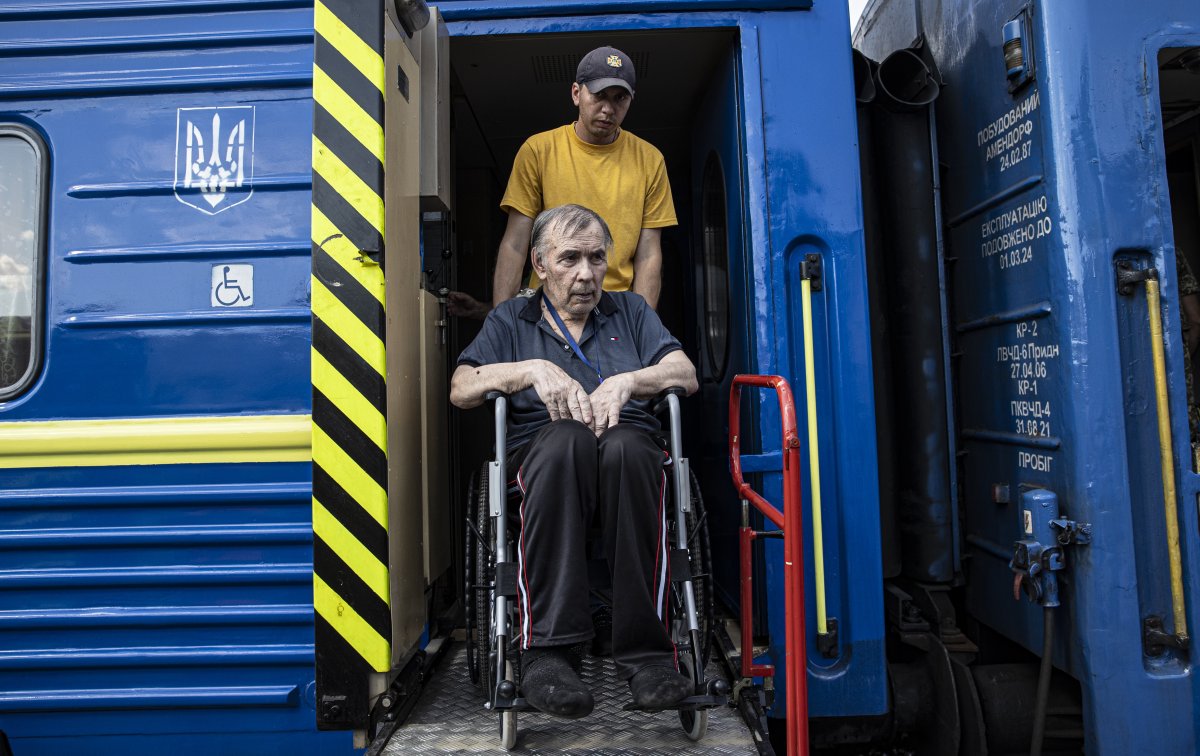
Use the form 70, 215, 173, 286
624, 349, 698, 399
450, 359, 595, 426
588, 350, 698, 434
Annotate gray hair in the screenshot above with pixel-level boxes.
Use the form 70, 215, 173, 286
530, 204, 613, 266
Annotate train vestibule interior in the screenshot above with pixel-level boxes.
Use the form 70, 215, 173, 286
1160, 46, 1200, 470
423, 27, 751, 627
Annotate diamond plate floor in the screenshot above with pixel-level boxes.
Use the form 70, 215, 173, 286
383, 643, 761, 755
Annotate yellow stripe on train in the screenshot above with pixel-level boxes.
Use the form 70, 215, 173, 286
313, 65, 385, 162
312, 350, 386, 449
0, 414, 311, 468
313, 498, 389, 602
312, 135, 385, 236
311, 278, 387, 380
313, 0, 385, 95
314, 573, 391, 671
312, 205, 387, 306
311, 424, 387, 528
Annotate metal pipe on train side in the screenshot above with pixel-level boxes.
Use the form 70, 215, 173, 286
855, 48, 902, 579
860, 44, 957, 584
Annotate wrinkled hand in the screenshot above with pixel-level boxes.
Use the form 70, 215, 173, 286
530, 360, 593, 425
587, 373, 633, 436
446, 291, 490, 320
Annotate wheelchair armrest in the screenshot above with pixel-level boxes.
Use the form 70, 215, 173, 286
652, 387, 686, 417
485, 391, 510, 451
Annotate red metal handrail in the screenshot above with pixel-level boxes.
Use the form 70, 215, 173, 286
729, 374, 809, 756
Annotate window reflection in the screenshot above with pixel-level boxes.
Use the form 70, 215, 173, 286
0, 130, 42, 397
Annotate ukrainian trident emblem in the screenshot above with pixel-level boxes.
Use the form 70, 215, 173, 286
174, 106, 255, 214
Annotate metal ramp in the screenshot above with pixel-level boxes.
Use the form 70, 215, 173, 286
383, 644, 762, 754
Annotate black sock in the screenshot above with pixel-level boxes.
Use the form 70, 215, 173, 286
629, 665, 693, 708
520, 647, 594, 718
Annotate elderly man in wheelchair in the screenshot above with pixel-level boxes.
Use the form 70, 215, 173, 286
450, 204, 722, 738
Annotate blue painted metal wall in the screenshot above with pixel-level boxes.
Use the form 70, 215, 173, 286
860, 0, 1200, 751
442, 0, 886, 720
0, 1, 889, 749
0, 2, 354, 753
746, 2, 886, 718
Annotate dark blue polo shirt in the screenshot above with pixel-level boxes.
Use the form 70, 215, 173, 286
457, 289, 682, 449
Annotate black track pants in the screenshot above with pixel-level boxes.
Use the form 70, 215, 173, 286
508, 420, 676, 680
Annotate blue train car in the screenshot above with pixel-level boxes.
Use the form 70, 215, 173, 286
0, 0, 884, 752
17, 0, 1193, 753
857, 0, 1200, 752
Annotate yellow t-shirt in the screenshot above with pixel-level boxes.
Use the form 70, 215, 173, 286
500, 124, 677, 292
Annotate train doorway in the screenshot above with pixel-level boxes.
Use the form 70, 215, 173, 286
1159, 46, 1200, 470
441, 26, 749, 622
368, 22, 762, 753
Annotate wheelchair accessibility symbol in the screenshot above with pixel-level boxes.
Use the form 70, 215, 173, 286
211, 263, 254, 307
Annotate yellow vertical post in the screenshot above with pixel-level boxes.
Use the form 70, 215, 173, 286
801, 277, 829, 636
1145, 277, 1189, 640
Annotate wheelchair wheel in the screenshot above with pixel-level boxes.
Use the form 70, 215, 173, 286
499, 660, 518, 750
671, 468, 714, 740
465, 463, 491, 690
473, 463, 520, 740
678, 658, 709, 741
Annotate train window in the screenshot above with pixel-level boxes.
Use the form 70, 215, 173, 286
701, 152, 730, 378
0, 126, 45, 400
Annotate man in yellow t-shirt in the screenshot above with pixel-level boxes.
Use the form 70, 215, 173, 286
448, 46, 677, 318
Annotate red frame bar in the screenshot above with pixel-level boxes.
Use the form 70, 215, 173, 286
729, 374, 809, 756
740, 526, 775, 677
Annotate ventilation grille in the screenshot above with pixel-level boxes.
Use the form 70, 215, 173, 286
530, 51, 651, 85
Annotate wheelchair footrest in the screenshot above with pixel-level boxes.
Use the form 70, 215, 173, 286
498, 692, 728, 714
491, 696, 532, 712
620, 692, 728, 713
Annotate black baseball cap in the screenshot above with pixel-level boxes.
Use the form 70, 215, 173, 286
576, 46, 636, 96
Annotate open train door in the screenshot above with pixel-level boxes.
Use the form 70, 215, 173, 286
308, 0, 451, 745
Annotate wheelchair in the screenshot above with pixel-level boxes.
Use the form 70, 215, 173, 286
463, 389, 729, 750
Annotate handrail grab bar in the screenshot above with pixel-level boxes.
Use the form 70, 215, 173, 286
729, 374, 809, 756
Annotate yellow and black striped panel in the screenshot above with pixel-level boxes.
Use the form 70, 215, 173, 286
310, 0, 388, 730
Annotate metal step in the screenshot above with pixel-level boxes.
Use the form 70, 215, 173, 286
383, 644, 761, 754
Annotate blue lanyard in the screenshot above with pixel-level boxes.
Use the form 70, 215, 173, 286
543, 292, 603, 384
